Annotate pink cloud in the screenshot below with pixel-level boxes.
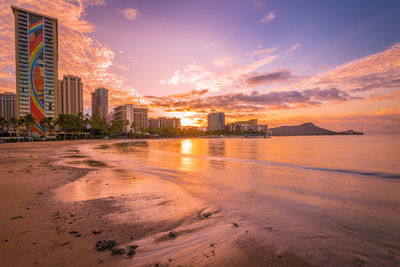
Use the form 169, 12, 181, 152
119, 8, 140, 21
261, 10, 275, 24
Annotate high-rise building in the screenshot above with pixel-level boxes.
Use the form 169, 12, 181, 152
113, 104, 133, 133
207, 112, 225, 131
148, 117, 181, 128
12, 6, 58, 137
57, 75, 83, 115
133, 107, 148, 131
0, 92, 16, 120
112, 104, 148, 132
91, 88, 108, 121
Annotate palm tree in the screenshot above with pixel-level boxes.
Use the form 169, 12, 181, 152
0, 117, 7, 136
21, 114, 36, 141
40, 117, 54, 140
8, 117, 19, 137
131, 121, 136, 132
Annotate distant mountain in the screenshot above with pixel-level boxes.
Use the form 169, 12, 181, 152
270, 122, 363, 136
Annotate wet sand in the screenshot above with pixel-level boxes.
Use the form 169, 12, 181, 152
0, 140, 310, 266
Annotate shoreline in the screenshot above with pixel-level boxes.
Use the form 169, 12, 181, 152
0, 140, 311, 266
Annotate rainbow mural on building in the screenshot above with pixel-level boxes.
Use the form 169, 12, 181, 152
29, 15, 46, 137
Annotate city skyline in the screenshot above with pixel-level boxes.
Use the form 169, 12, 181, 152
0, 1, 399, 134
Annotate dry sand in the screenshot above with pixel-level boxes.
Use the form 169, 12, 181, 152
0, 140, 311, 267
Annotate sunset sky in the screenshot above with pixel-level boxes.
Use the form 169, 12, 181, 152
1, 0, 400, 133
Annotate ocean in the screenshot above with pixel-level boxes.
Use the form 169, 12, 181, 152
57, 135, 400, 266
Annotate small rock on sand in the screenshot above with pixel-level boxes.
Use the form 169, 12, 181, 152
96, 240, 117, 251
168, 231, 178, 238
111, 248, 126, 255
124, 245, 138, 258
10, 216, 23, 220
202, 212, 212, 218
92, 230, 103, 235
232, 223, 239, 227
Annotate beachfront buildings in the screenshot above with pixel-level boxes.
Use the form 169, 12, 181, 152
12, 6, 58, 137
113, 104, 133, 133
207, 112, 225, 131
0, 92, 16, 120
112, 104, 148, 132
148, 117, 181, 128
132, 107, 148, 131
56, 75, 83, 116
91, 88, 108, 121
226, 119, 268, 133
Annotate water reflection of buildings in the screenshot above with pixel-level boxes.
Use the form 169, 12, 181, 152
208, 139, 226, 169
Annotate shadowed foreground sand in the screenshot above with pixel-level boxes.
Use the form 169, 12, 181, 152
0, 140, 311, 266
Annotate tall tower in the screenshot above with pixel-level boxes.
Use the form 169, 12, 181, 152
12, 6, 58, 137
0, 92, 16, 120
57, 75, 83, 115
91, 88, 108, 121
207, 112, 225, 131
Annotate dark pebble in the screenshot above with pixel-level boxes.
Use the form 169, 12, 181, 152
11, 216, 23, 220
96, 240, 116, 251
92, 230, 103, 235
168, 231, 178, 238
111, 248, 126, 255
202, 212, 212, 218
232, 223, 239, 227
69, 231, 79, 235
125, 245, 138, 259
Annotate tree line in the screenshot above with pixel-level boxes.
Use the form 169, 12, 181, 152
0, 113, 268, 141
0, 113, 131, 140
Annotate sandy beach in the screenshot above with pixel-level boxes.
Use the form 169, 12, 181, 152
0, 140, 311, 267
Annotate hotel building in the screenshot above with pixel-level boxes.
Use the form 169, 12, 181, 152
113, 104, 148, 133
57, 75, 83, 116
12, 6, 58, 137
226, 119, 268, 133
0, 92, 16, 120
91, 88, 108, 121
113, 104, 133, 133
207, 112, 225, 131
148, 117, 181, 128
133, 107, 148, 131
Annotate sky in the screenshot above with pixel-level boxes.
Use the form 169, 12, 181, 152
0, 0, 400, 133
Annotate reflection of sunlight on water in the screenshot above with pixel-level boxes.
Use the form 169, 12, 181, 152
181, 139, 193, 155
180, 139, 195, 171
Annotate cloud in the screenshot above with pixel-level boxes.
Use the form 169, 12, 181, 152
261, 11, 275, 24
119, 8, 140, 21
246, 70, 292, 85
311, 43, 400, 92
211, 56, 234, 68
146, 87, 357, 113
160, 54, 280, 92
249, 46, 278, 58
